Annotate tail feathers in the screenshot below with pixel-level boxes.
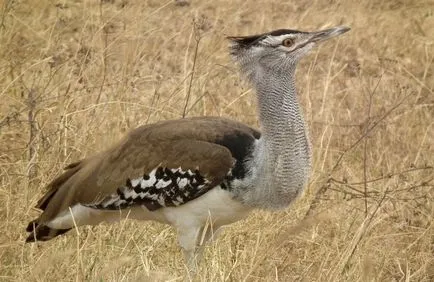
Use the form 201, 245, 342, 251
35, 160, 83, 211
26, 220, 39, 232
26, 159, 83, 242
25, 224, 71, 243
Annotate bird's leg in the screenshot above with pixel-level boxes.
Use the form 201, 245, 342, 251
178, 224, 223, 274
178, 227, 202, 273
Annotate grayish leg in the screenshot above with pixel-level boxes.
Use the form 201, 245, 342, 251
178, 227, 201, 274
178, 225, 223, 274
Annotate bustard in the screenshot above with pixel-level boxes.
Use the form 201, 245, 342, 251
26, 26, 350, 268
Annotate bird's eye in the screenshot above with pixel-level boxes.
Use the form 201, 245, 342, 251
282, 38, 295, 47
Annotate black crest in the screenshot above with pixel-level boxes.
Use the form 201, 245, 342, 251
227, 34, 263, 49
228, 29, 303, 50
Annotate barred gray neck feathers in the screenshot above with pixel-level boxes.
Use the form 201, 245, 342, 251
240, 69, 312, 210
230, 49, 257, 82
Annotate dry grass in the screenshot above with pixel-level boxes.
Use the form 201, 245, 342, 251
0, 0, 433, 281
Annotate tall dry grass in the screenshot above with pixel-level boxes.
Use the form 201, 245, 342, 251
0, 0, 433, 281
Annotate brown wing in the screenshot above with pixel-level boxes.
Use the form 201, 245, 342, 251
85, 140, 234, 211
34, 117, 259, 225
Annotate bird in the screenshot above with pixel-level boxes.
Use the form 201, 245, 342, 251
25, 25, 350, 270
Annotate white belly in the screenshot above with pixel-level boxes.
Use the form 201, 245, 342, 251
162, 186, 252, 230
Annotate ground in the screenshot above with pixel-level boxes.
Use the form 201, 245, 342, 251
0, 0, 433, 281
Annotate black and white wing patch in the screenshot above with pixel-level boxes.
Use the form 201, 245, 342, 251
87, 167, 211, 211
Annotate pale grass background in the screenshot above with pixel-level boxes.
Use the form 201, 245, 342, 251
0, 0, 433, 281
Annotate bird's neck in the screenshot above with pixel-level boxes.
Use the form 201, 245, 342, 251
256, 71, 307, 151
243, 68, 312, 209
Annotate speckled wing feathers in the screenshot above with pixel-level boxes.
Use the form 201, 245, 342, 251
87, 166, 212, 211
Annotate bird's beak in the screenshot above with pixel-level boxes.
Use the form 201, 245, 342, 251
308, 26, 351, 43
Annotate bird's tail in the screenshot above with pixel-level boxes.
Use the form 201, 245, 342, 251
25, 160, 83, 243
25, 221, 71, 242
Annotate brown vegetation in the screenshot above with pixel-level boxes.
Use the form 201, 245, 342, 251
0, 0, 433, 281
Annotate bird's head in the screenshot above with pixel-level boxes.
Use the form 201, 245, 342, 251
228, 26, 350, 81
